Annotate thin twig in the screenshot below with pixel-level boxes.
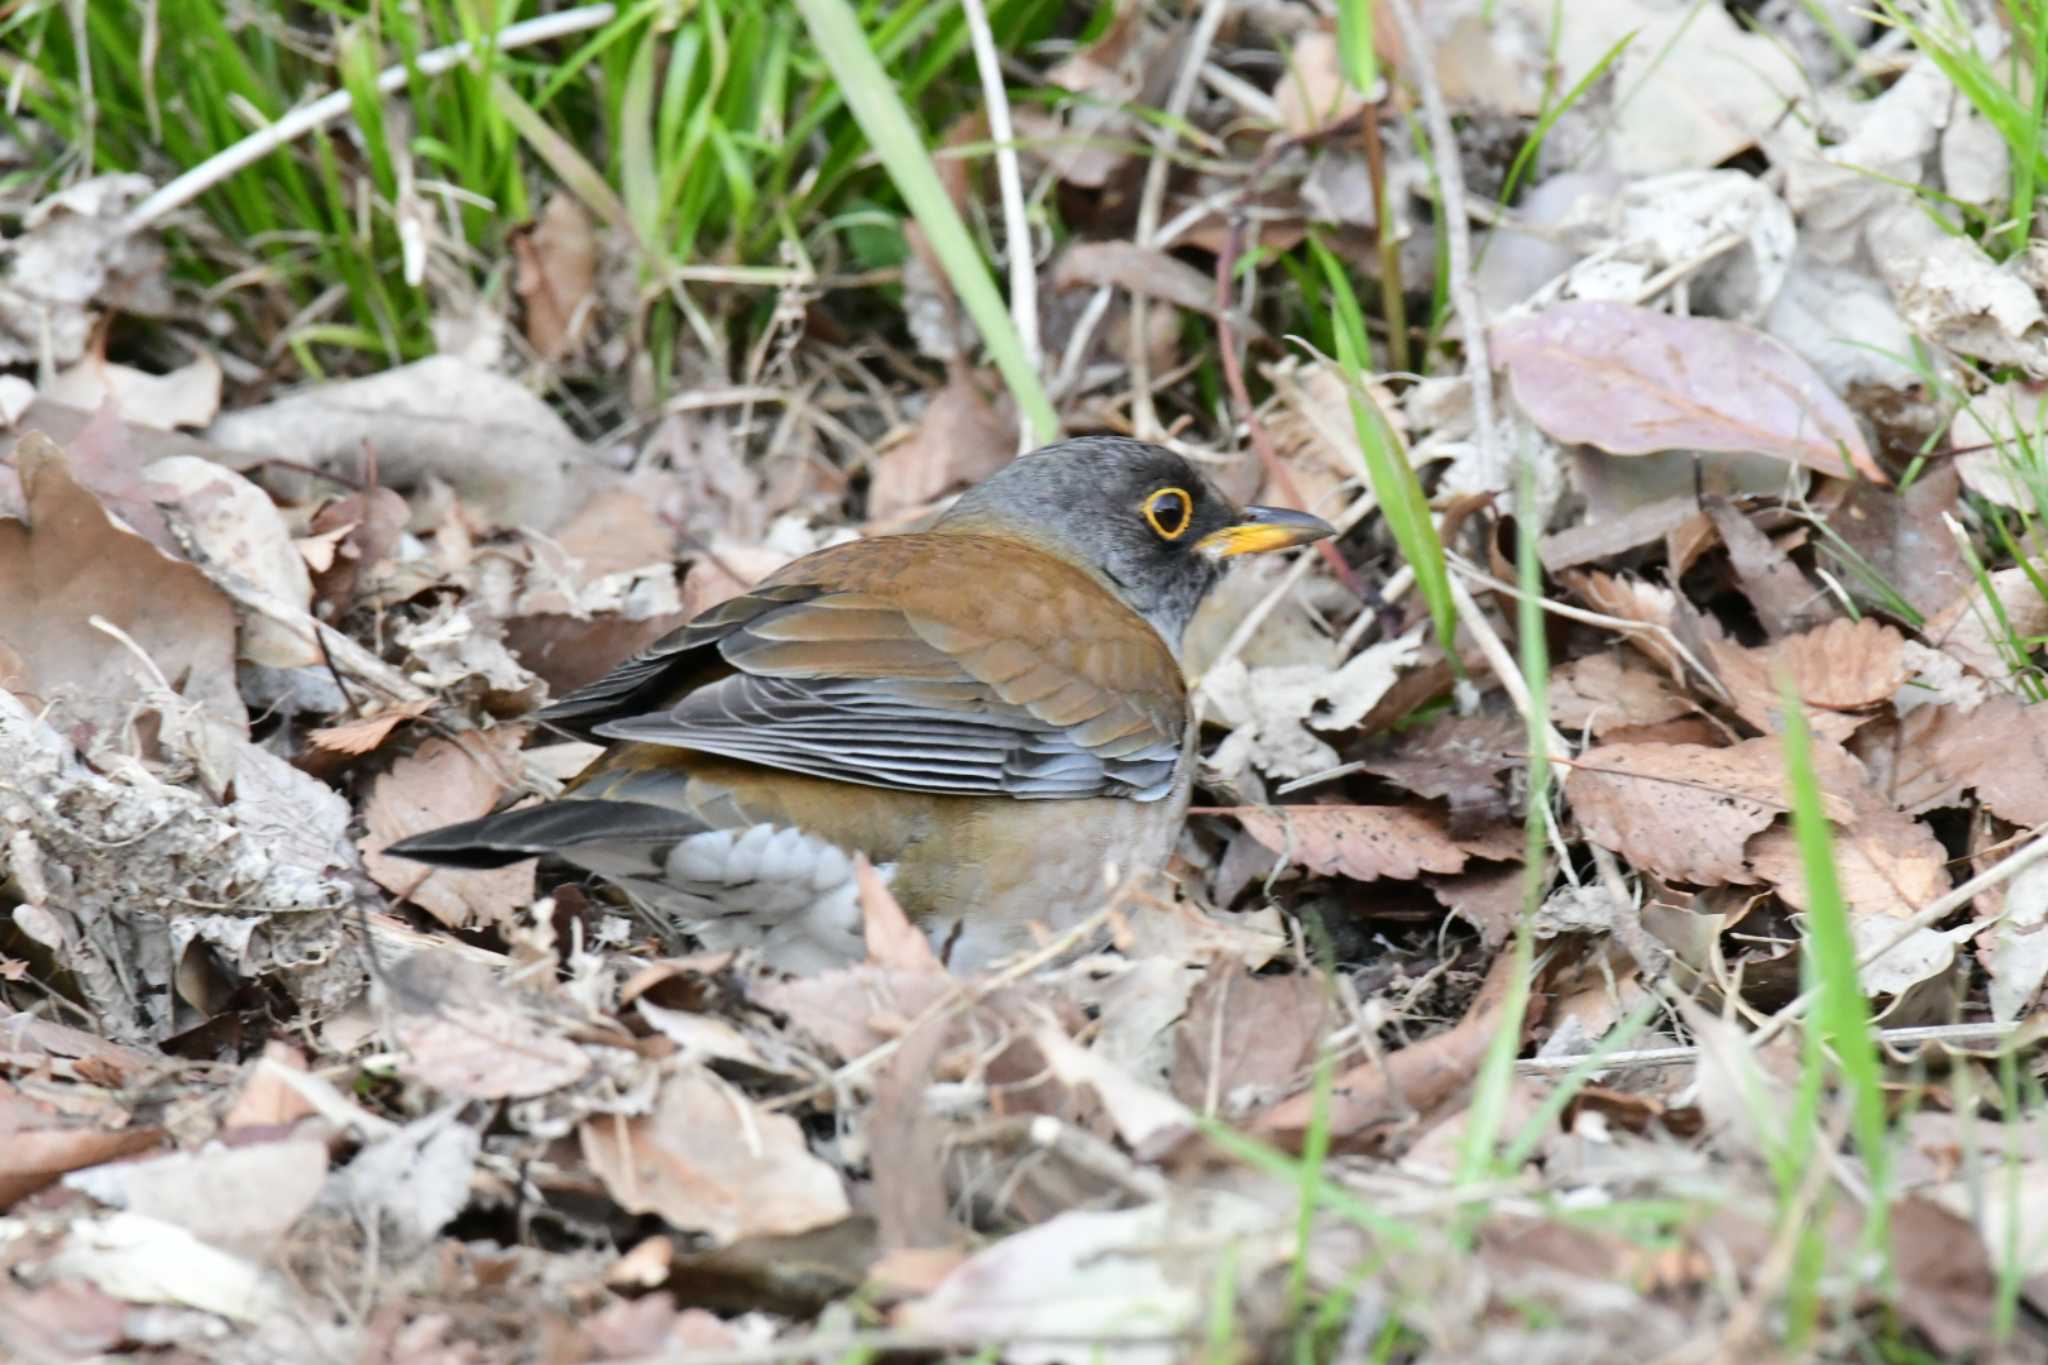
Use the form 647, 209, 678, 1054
1749, 826, 2048, 1050
960, 0, 1038, 452
1383, 0, 1503, 488
1515, 1021, 2023, 1075
1447, 575, 1577, 878
122, 4, 621, 232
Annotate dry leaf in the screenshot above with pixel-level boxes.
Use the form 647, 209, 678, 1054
867, 371, 1014, 520
45, 350, 222, 431
512, 192, 598, 363
1499, 0, 1803, 175
0, 433, 245, 739
145, 455, 321, 668
1169, 968, 1329, 1116
1550, 652, 1696, 738
1229, 805, 1522, 883
0, 1081, 164, 1210
1494, 301, 1885, 483
1708, 617, 1906, 743
1566, 738, 1839, 886
1889, 696, 2048, 827
358, 729, 535, 930
382, 952, 591, 1101
1256, 945, 1526, 1146
578, 1065, 849, 1246
206, 356, 603, 532
306, 698, 434, 757
1746, 807, 1947, 921
1926, 564, 2048, 686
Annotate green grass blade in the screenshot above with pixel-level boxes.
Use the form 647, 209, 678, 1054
1777, 668, 1891, 1253
1309, 238, 1456, 654
791, 0, 1058, 444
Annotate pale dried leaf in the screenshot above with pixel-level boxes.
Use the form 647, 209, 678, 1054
1500, 0, 1804, 175
578, 1065, 849, 1245
45, 352, 222, 431
1494, 301, 1884, 482
62, 1140, 327, 1257
206, 357, 603, 531
1926, 565, 2048, 687
1982, 860, 2048, 1022
145, 455, 320, 668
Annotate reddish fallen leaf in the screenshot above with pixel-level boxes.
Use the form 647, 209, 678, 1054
0, 1081, 163, 1209
1494, 300, 1886, 483
1169, 967, 1330, 1115
1227, 805, 1523, 882
307, 698, 434, 756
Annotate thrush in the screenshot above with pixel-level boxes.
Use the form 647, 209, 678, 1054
389, 436, 1335, 970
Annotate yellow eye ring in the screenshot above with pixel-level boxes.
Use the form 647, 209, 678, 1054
1143, 486, 1193, 540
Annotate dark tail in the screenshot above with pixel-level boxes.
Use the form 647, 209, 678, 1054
384, 800, 704, 870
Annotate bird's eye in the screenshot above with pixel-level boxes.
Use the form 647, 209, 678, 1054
1143, 486, 1193, 540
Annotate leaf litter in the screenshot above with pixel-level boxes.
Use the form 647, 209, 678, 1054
5, 2, 2048, 1360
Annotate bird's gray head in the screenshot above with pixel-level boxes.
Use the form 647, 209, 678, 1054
932, 436, 1335, 646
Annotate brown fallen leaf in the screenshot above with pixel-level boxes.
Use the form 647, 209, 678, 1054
1708, 617, 1907, 743
1550, 651, 1697, 738
1746, 805, 1947, 921
1493, 301, 1886, 483
306, 698, 435, 757
866, 370, 1014, 520
1050, 241, 1239, 322
1426, 863, 1531, 948
1559, 569, 1688, 680
358, 728, 535, 931
1565, 738, 1849, 886
1822, 464, 1970, 621
1227, 805, 1524, 882
512, 191, 598, 363
1701, 495, 1831, 637
1254, 945, 1528, 1148
1353, 710, 1522, 827
1169, 967, 1330, 1116
1888, 696, 2048, 827
0, 433, 245, 740
578, 1064, 850, 1245
0, 1080, 164, 1209
381, 951, 591, 1101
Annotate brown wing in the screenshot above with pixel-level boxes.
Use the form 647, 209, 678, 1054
543, 534, 1188, 802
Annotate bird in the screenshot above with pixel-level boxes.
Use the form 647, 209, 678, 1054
388, 436, 1335, 972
